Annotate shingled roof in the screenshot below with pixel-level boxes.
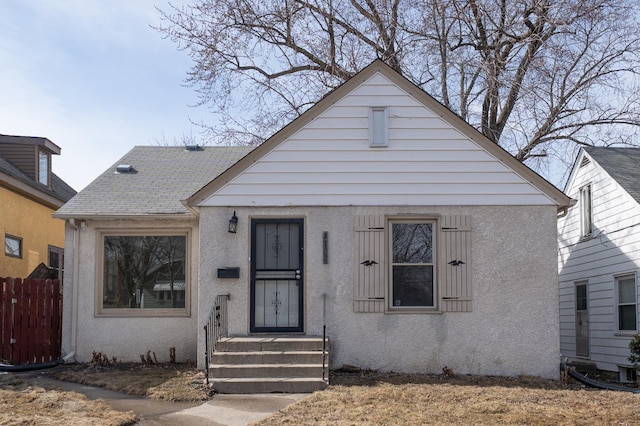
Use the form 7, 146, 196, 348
584, 146, 640, 204
0, 153, 76, 205
54, 146, 253, 218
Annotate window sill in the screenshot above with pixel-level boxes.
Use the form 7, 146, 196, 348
614, 331, 637, 337
386, 307, 442, 314
95, 309, 190, 318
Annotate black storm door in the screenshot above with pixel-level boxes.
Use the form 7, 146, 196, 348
250, 219, 304, 333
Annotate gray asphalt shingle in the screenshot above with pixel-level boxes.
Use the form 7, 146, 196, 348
585, 146, 640, 204
0, 154, 76, 203
55, 146, 253, 217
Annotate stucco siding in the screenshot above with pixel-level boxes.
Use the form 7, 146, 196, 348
200, 72, 556, 207
0, 186, 65, 277
199, 204, 560, 379
61, 218, 199, 363
558, 154, 640, 371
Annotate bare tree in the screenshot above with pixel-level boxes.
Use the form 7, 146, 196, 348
157, 0, 640, 182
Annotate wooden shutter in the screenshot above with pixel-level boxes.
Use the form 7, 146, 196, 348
440, 215, 472, 312
354, 215, 385, 313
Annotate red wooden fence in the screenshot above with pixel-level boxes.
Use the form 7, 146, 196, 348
0, 278, 62, 365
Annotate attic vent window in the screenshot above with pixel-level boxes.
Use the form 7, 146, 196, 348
185, 144, 203, 151
116, 164, 135, 174
579, 157, 591, 168
369, 107, 389, 147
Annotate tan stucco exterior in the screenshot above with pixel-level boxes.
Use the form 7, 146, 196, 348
0, 185, 66, 278
61, 218, 200, 364
198, 205, 561, 379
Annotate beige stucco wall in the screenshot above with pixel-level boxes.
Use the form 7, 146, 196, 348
198, 205, 560, 379
61, 218, 199, 363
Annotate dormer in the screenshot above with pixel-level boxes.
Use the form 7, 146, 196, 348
0, 134, 61, 189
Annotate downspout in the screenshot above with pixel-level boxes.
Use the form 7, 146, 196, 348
63, 218, 81, 363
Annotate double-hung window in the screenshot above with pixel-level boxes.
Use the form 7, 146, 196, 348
99, 230, 190, 316
391, 221, 435, 307
616, 274, 637, 332
354, 215, 471, 313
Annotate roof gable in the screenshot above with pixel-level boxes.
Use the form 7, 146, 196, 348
188, 60, 570, 208
580, 147, 640, 205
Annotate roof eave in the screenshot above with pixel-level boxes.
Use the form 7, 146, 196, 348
51, 212, 196, 221
0, 172, 66, 209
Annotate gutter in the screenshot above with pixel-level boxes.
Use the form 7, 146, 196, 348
53, 213, 193, 221
64, 218, 81, 363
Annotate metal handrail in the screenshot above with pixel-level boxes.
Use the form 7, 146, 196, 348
204, 293, 230, 385
322, 293, 329, 384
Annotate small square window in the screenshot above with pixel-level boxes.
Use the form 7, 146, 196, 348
5, 235, 22, 258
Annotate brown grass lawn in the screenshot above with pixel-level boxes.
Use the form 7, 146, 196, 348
258, 371, 640, 425
2, 364, 640, 425
0, 373, 137, 426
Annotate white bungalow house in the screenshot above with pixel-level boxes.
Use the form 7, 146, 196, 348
558, 147, 640, 383
55, 60, 571, 392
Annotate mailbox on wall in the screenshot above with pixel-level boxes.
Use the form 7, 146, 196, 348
217, 267, 240, 279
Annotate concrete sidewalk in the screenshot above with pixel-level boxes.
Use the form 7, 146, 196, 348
14, 371, 308, 426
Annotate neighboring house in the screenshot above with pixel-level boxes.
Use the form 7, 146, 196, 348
558, 147, 640, 383
0, 134, 76, 279
55, 60, 571, 380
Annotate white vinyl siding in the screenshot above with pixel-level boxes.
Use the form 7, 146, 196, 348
559, 152, 640, 370
201, 73, 556, 207
354, 215, 471, 313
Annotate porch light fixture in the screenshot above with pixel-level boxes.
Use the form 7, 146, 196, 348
228, 211, 238, 233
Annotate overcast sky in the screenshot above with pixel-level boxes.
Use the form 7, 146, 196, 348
0, 1, 209, 192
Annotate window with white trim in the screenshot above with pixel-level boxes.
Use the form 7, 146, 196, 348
616, 274, 637, 332
354, 215, 471, 313
391, 221, 435, 307
579, 184, 593, 238
369, 107, 388, 147
38, 149, 49, 186
98, 230, 189, 316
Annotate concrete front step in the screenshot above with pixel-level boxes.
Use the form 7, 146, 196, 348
210, 363, 324, 378
212, 377, 328, 394
215, 336, 325, 352
210, 336, 329, 393
212, 350, 324, 364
